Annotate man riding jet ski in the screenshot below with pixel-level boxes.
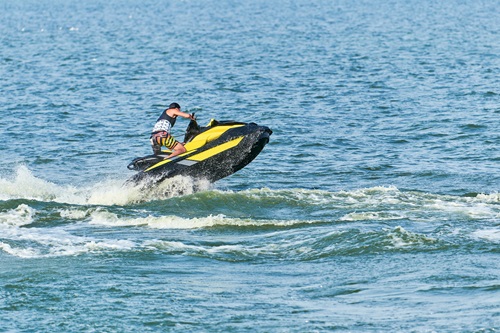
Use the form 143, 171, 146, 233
127, 107, 272, 185
149, 103, 195, 159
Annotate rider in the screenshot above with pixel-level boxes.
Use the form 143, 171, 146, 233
150, 102, 194, 158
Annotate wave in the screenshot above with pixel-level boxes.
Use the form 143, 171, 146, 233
472, 228, 500, 243
193, 186, 500, 223
1, 166, 498, 217
0, 166, 498, 259
0, 165, 211, 206
1, 201, 497, 260
0, 203, 443, 260
0, 204, 136, 258
0, 167, 499, 230
90, 225, 443, 262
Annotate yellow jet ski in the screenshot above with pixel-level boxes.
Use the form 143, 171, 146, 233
127, 116, 272, 185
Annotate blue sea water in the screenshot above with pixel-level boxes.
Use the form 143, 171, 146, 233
1, 0, 499, 332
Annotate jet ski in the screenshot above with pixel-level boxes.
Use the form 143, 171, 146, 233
127, 115, 272, 185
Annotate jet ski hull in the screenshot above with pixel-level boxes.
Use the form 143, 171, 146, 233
127, 120, 272, 185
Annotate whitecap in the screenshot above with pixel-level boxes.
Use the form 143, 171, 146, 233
385, 226, 436, 248
0, 204, 36, 226
88, 208, 314, 229
0, 242, 39, 258
472, 228, 500, 243
59, 208, 91, 220
0, 223, 138, 258
475, 192, 500, 203
339, 211, 405, 222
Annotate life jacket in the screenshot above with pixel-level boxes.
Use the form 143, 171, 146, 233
152, 109, 177, 133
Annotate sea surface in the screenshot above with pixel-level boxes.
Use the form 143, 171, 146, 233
1, 0, 499, 332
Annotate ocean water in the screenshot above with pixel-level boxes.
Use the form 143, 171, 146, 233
1, 0, 499, 332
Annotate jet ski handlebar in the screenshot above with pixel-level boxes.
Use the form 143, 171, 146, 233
183, 113, 200, 143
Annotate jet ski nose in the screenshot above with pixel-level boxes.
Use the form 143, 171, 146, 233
260, 126, 273, 137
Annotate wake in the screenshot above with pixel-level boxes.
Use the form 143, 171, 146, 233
0, 165, 211, 206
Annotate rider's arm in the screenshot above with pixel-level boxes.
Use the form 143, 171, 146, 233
170, 109, 194, 120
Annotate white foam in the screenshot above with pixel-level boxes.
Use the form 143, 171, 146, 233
0, 166, 85, 204
143, 239, 257, 258
472, 228, 500, 243
87, 176, 210, 205
0, 242, 39, 258
86, 174, 209, 206
1, 167, 497, 223
0, 204, 36, 226
0, 202, 139, 258
0, 166, 212, 206
0, 218, 138, 258
88, 209, 313, 229
144, 240, 208, 252
83, 239, 136, 251
476, 192, 500, 203
86, 179, 146, 206
427, 198, 497, 219
386, 226, 436, 248
88, 211, 230, 229
59, 208, 91, 219
339, 211, 404, 221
